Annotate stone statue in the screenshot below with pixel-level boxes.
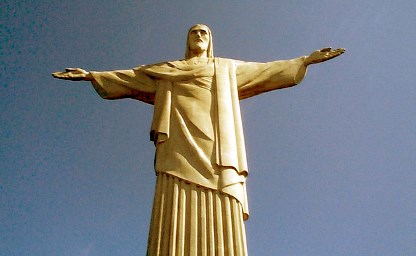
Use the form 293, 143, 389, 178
52, 24, 344, 255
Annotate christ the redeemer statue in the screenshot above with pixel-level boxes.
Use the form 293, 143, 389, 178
53, 24, 344, 255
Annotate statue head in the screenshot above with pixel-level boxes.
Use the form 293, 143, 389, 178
185, 24, 213, 59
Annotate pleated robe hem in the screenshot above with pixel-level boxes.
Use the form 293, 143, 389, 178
147, 173, 248, 256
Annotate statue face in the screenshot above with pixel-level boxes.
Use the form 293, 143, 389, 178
188, 25, 210, 55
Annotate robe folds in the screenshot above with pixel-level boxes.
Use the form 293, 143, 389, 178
90, 57, 307, 220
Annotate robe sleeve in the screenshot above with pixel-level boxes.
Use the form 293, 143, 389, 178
235, 56, 308, 100
90, 67, 157, 104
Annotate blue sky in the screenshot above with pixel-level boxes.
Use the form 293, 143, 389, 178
1, 1, 415, 255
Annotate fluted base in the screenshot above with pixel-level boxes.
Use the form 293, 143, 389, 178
147, 173, 248, 256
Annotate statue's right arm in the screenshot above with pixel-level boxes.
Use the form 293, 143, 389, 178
52, 67, 157, 104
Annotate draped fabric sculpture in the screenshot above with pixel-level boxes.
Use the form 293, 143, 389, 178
53, 24, 344, 255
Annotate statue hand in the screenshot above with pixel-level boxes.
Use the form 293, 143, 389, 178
305, 47, 345, 65
52, 68, 92, 81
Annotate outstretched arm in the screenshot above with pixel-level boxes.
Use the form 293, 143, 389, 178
53, 67, 157, 104
52, 68, 94, 81
236, 47, 345, 99
236, 57, 308, 99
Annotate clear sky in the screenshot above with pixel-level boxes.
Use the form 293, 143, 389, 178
1, 1, 415, 255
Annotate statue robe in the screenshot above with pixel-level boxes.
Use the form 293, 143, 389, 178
90, 57, 307, 255
90, 57, 307, 219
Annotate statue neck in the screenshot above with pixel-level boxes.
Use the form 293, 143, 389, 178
186, 56, 210, 65
188, 49, 208, 58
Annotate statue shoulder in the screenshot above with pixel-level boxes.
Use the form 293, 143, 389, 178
132, 60, 183, 70
215, 57, 246, 65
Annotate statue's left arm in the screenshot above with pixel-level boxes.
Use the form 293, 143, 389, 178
236, 47, 345, 99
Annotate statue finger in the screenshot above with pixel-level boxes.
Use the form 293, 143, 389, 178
334, 50, 345, 57
337, 48, 346, 55
52, 71, 69, 79
320, 47, 332, 52
326, 51, 343, 60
